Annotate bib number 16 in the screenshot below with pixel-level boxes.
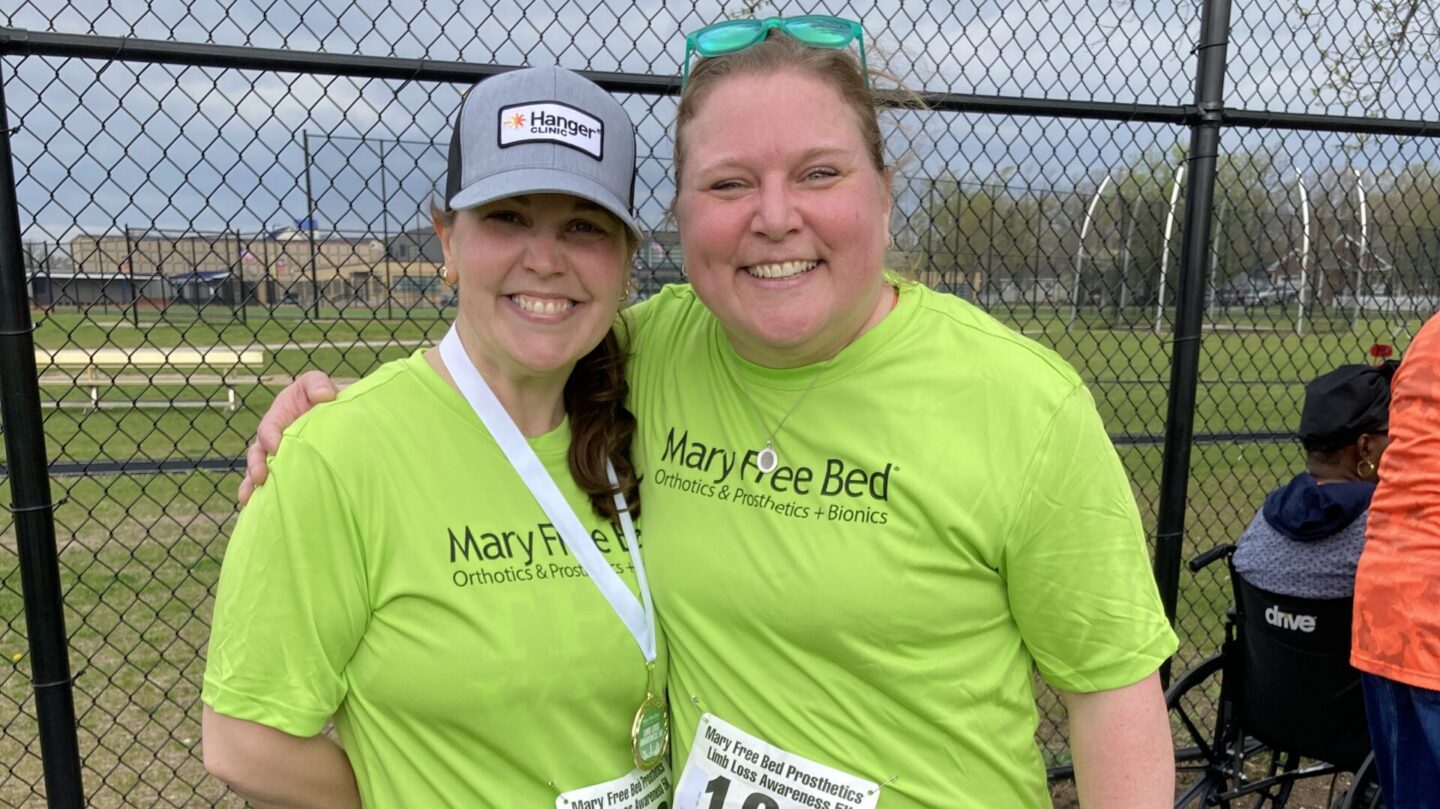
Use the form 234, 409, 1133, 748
701, 774, 779, 809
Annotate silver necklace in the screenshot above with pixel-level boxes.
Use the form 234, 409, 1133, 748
726, 348, 834, 474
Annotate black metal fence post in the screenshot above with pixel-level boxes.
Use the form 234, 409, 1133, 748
381, 140, 394, 321
0, 63, 86, 809
124, 224, 140, 326
303, 130, 321, 318
233, 228, 246, 325
1153, 0, 1234, 649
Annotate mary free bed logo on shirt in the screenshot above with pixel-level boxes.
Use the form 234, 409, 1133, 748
498, 101, 603, 159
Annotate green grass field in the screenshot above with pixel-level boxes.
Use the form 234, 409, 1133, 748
0, 301, 1428, 804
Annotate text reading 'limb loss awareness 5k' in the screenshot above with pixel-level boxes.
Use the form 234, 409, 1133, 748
653, 428, 894, 525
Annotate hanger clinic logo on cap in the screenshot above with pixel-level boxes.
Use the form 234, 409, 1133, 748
497, 100, 604, 160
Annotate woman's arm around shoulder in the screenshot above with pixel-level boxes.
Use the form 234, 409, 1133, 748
203, 705, 361, 809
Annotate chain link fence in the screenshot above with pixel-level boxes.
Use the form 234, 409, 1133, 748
2, 1, 1438, 806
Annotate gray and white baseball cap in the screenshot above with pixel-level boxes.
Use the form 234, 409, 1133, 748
445, 65, 640, 240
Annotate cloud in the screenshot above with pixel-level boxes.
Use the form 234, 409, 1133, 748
7, 0, 1438, 243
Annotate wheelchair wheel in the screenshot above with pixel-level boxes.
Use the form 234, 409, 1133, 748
1167, 654, 1299, 808
1335, 753, 1384, 809
1170, 653, 1229, 806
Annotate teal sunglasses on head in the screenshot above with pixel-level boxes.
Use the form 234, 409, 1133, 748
681, 15, 868, 89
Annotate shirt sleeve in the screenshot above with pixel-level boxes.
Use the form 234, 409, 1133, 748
202, 435, 370, 736
1003, 383, 1178, 692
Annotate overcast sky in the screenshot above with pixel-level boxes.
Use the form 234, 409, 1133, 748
5, 0, 1438, 244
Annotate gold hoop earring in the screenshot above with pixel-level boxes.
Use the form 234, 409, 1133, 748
438, 264, 456, 286
1357, 459, 1377, 479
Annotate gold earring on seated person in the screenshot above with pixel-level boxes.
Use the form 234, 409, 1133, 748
438, 265, 456, 286
1357, 458, 1377, 478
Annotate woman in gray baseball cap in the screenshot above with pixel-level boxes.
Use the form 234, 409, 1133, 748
203, 66, 671, 807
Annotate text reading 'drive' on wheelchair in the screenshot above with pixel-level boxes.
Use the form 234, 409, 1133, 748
1166, 544, 1383, 809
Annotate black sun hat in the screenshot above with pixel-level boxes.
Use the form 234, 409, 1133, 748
1297, 361, 1400, 452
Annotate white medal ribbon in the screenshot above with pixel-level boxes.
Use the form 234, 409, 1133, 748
439, 325, 656, 663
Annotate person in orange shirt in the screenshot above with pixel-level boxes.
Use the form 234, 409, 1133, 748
1352, 310, 1440, 809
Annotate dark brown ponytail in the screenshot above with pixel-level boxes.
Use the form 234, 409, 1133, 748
565, 312, 640, 523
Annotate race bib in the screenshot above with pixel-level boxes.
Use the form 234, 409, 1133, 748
557, 762, 672, 809
673, 714, 880, 809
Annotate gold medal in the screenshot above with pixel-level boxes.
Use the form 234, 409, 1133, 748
631, 662, 669, 771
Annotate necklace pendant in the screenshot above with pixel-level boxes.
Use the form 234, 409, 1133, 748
757, 441, 778, 473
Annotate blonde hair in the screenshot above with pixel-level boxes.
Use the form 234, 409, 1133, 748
673, 33, 889, 185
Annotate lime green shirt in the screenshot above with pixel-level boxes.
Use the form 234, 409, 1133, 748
203, 351, 666, 807
626, 284, 1176, 807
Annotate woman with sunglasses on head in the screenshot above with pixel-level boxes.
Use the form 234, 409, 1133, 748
245, 18, 1177, 807
202, 66, 672, 808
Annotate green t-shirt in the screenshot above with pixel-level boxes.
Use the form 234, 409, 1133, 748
203, 351, 667, 807
625, 283, 1177, 808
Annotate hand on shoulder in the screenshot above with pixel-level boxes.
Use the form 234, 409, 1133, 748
238, 371, 339, 505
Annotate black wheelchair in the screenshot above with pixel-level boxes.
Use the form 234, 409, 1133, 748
1167, 544, 1384, 809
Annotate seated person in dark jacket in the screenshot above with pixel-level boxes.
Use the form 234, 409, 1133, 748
1234, 362, 1397, 599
